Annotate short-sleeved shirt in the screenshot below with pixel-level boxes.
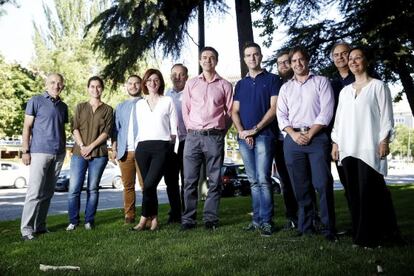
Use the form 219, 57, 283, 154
25, 92, 68, 154
234, 70, 282, 138
71, 102, 113, 157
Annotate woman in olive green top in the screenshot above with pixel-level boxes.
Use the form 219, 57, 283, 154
66, 76, 113, 231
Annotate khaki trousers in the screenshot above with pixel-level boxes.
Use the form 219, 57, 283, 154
119, 151, 143, 219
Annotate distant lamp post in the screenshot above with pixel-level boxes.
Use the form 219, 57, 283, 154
408, 128, 412, 161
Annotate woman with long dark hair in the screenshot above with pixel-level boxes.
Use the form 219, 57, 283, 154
331, 47, 401, 248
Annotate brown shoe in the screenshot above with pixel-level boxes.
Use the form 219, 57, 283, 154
125, 217, 135, 224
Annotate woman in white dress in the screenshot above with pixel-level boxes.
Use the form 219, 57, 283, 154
131, 69, 177, 231
331, 47, 401, 248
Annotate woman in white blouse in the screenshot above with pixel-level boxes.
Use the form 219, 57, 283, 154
131, 69, 177, 231
331, 47, 400, 248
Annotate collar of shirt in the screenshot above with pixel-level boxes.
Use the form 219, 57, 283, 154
197, 72, 222, 83
43, 91, 61, 103
244, 69, 267, 79
289, 72, 315, 84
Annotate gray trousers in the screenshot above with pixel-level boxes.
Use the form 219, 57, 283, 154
182, 132, 224, 225
20, 153, 65, 236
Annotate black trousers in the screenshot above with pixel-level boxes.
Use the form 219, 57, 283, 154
135, 140, 169, 217
164, 140, 185, 219
274, 139, 298, 221
342, 156, 399, 247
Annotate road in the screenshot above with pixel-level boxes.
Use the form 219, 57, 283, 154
1, 173, 413, 222
0, 184, 169, 222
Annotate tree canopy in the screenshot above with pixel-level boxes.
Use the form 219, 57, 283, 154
86, 0, 228, 86
252, 0, 414, 116
0, 56, 43, 137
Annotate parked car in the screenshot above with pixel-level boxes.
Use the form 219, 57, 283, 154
55, 162, 123, 192
0, 161, 29, 189
221, 163, 281, 197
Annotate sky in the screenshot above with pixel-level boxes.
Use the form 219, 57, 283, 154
0, 0, 408, 103
0, 0, 287, 78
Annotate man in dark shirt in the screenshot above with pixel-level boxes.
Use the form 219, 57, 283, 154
232, 42, 282, 237
330, 42, 355, 131
274, 50, 298, 230
329, 42, 355, 235
20, 73, 68, 241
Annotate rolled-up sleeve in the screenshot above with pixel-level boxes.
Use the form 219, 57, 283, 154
377, 83, 395, 142
71, 104, 81, 133
102, 106, 114, 136
182, 81, 191, 130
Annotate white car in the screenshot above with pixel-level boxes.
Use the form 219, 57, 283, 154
55, 161, 123, 192
0, 161, 29, 189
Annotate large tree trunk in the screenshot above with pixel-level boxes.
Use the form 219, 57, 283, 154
198, 1, 205, 74
235, 0, 254, 78
396, 57, 414, 117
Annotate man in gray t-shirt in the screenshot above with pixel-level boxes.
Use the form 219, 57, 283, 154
20, 73, 68, 241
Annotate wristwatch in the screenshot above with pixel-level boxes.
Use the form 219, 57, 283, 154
22, 149, 30, 154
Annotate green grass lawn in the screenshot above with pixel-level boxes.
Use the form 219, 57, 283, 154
1, 185, 413, 275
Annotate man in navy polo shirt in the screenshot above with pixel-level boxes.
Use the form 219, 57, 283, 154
232, 42, 282, 237
20, 73, 68, 241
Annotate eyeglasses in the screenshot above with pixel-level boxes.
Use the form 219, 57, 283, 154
277, 60, 290, 66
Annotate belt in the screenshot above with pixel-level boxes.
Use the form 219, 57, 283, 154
188, 128, 224, 136
293, 127, 310, 132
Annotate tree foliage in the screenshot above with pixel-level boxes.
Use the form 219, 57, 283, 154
390, 125, 414, 159
31, 0, 135, 123
252, 0, 414, 116
0, 0, 17, 17
0, 56, 43, 137
86, 0, 228, 86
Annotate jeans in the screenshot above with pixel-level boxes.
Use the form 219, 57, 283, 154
68, 155, 108, 225
238, 135, 275, 225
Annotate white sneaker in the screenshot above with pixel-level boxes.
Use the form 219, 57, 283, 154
84, 223, 93, 230
66, 223, 77, 231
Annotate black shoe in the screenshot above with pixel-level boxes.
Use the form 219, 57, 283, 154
243, 223, 259, 232
283, 219, 297, 230
180, 223, 196, 231
325, 234, 339, 243
260, 223, 274, 237
167, 216, 181, 224
204, 221, 218, 231
34, 229, 50, 235
22, 234, 36, 241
